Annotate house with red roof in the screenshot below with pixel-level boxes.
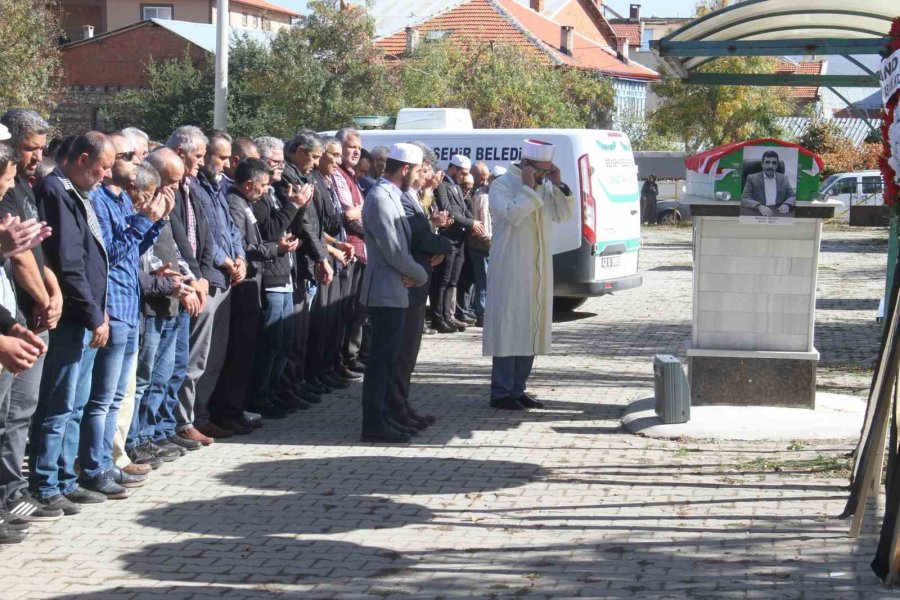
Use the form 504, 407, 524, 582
57, 0, 299, 42
371, 0, 659, 119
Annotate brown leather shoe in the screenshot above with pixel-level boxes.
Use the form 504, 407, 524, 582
195, 422, 234, 440
122, 462, 152, 476
179, 426, 214, 446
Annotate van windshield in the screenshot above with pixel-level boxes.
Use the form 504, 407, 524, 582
820, 175, 839, 192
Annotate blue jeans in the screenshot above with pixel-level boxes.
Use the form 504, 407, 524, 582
468, 247, 489, 317
128, 314, 178, 449
80, 320, 138, 479
490, 356, 535, 400
252, 291, 295, 406
163, 310, 190, 439
30, 323, 98, 499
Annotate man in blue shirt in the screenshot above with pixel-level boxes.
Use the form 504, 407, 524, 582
82, 133, 167, 499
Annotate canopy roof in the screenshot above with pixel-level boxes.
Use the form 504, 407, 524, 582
653, 0, 892, 87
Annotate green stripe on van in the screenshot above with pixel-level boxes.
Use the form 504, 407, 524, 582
596, 237, 641, 254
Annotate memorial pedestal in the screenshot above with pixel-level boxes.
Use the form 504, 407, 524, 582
686, 202, 835, 409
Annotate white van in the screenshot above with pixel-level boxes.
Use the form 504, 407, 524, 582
357, 127, 643, 311
819, 169, 885, 221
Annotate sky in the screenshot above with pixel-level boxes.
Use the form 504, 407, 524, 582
275, 0, 701, 19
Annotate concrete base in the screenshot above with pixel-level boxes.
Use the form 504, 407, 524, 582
621, 392, 865, 441
688, 353, 817, 409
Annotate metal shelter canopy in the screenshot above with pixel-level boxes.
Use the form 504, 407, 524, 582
651, 0, 893, 87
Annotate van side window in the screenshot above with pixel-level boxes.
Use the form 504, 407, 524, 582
832, 177, 857, 195
862, 176, 884, 195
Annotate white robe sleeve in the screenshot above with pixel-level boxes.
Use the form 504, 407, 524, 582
490, 179, 542, 228
545, 183, 575, 224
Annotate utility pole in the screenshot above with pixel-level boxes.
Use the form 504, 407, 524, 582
214, 0, 229, 130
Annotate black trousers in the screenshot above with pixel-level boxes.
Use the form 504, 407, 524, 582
342, 261, 369, 364
282, 282, 311, 387
209, 286, 261, 421
361, 307, 405, 432
305, 264, 345, 376
387, 303, 426, 417
433, 242, 465, 325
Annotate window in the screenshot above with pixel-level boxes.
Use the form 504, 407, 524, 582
242, 12, 248, 26
831, 177, 858, 195
262, 17, 270, 31
425, 30, 453, 41
641, 28, 654, 51
862, 176, 884, 195
141, 4, 173, 20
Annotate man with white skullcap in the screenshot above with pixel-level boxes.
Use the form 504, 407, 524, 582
432, 153, 485, 333
482, 139, 574, 410
359, 143, 428, 443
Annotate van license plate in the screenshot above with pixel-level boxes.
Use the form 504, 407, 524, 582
600, 256, 621, 268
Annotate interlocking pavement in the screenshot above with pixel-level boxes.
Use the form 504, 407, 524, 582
1, 225, 894, 599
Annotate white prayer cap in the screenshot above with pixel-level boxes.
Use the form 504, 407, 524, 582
449, 154, 472, 170
0, 124, 9, 142
522, 139, 555, 162
490, 165, 507, 177
388, 142, 423, 165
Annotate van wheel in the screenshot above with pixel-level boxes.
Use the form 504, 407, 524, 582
553, 297, 587, 313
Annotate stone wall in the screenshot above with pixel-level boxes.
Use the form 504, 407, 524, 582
51, 85, 131, 136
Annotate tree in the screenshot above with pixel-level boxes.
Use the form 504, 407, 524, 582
797, 112, 844, 155
395, 40, 615, 129
647, 0, 794, 154
0, 0, 62, 115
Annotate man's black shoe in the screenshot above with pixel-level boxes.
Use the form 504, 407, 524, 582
386, 417, 419, 436
167, 435, 202, 451
248, 402, 289, 420
301, 379, 331, 395
215, 418, 253, 436
319, 373, 350, 389
127, 446, 164, 469
106, 466, 148, 488
0, 515, 26, 544
489, 397, 525, 411
433, 322, 457, 334
423, 326, 438, 335
65, 486, 108, 504
458, 314, 476, 325
346, 360, 366, 374
336, 365, 363, 381
360, 427, 412, 444
42, 493, 82, 515
78, 475, 129, 499
292, 387, 322, 404
143, 441, 180, 462
513, 394, 544, 409
6, 492, 64, 522
156, 438, 187, 457
450, 318, 468, 332
475, 316, 484, 328
273, 397, 300, 414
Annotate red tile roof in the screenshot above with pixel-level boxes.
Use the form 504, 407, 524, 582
609, 21, 641, 46
376, 0, 657, 80
233, 0, 301, 17
775, 60, 825, 100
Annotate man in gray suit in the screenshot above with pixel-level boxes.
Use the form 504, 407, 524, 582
740, 150, 796, 216
359, 143, 428, 443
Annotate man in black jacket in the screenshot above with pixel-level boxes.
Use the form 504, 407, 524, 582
30, 132, 114, 513
249, 140, 315, 415
211, 159, 291, 432
432, 154, 485, 333
277, 133, 335, 399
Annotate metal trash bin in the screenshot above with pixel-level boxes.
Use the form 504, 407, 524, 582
653, 355, 691, 424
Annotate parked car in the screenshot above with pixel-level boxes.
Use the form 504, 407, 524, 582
655, 199, 691, 225
819, 170, 885, 223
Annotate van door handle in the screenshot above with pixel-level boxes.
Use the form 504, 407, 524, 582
630, 210, 638, 215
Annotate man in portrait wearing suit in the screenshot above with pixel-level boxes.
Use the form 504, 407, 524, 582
740, 150, 796, 217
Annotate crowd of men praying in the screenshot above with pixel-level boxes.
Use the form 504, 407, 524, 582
0, 110, 508, 543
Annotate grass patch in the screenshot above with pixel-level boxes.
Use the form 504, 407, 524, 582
731, 454, 852, 477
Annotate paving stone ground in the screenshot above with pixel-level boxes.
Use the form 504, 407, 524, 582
1, 225, 895, 599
